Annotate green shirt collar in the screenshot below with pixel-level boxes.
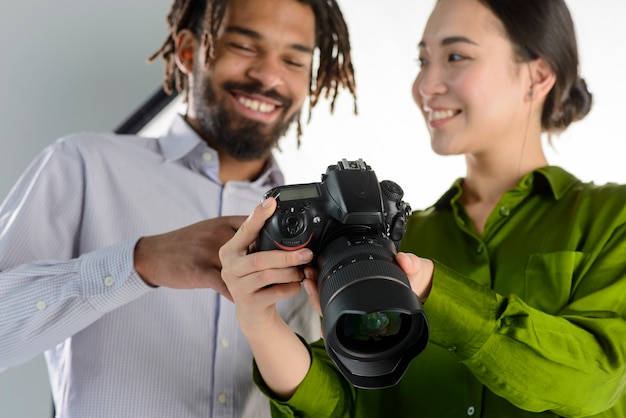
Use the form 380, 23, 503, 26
433, 166, 581, 210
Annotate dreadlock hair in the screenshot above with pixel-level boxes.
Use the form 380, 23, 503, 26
148, 0, 357, 141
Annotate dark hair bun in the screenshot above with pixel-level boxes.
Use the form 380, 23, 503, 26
551, 77, 593, 131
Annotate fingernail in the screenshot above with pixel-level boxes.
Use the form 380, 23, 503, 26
298, 249, 313, 261
302, 280, 312, 295
262, 198, 272, 208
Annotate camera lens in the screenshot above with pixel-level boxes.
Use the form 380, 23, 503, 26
316, 231, 429, 389
338, 311, 410, 354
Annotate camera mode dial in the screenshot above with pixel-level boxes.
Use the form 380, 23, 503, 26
279, 205, 306, 236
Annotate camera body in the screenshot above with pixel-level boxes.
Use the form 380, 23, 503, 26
256, 159, 429, 389
256, 158, 409, 256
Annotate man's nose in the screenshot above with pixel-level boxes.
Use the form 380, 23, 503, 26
246, 56, 284, 90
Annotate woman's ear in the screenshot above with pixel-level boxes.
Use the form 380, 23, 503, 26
174, 29, 198, 75
527, 57, 557, 101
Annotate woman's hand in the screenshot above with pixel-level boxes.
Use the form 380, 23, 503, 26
219, 197, 314, 334
219, 197, 315, 398
396, 252, 434, 302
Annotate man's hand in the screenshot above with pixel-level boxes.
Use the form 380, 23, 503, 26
133, 216, 247, 299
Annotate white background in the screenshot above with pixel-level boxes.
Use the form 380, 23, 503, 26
1, 1, 626, 416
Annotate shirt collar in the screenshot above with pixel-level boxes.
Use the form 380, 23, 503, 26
255, 156, 285, 187
433, 166, 581, 209
158, 114, 204, 161
532, 166, 580, 200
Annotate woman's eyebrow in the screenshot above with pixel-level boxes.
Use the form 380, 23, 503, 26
419, 36, 479, 48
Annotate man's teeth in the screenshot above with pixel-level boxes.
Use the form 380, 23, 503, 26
238, 97, 276, 113
429, 110, 456, 121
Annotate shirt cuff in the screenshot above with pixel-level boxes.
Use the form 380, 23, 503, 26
254, 336, 351, 417
79, 239, 154, 312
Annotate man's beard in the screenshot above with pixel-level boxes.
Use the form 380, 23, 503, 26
191, 74, 300, 161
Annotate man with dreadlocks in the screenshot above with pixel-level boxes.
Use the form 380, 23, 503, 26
0, 0, 356, 417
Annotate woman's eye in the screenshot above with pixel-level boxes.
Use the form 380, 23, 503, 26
448, 53, 466, 62
416, 57, 428, 67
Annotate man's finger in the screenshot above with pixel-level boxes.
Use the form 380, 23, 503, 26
221, 215, 248, 231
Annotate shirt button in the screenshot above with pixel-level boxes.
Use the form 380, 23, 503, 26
217, 393, 227, 404
36, 301, 47, 311
202, 152, 213, 162
104, 276, 115, 287
467, 406, 475, 416
499, 206, 510, 217
476, 244, 484, 254
221, 338, 229, 348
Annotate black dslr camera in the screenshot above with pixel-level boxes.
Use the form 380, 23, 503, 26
256, 159, 429, 389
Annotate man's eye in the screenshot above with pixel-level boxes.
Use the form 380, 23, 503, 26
230, 43, 254, 52
285, 59, 304, 68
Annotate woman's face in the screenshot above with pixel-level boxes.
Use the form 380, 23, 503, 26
413, 0, 531, 158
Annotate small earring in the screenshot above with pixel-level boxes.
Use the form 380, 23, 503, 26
528, 90, 535, 99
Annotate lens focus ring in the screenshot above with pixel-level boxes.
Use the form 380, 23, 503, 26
319, 258, 408, 310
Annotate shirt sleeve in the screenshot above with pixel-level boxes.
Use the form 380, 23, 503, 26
0, 140, 153, 369
426, 233, 626, 418
254, 337, 359, 418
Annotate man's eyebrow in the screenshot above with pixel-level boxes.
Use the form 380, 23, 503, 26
225, 26, 314, 54
418, 36, 479, 48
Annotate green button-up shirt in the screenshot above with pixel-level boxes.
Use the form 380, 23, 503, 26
256, 167, 626, 417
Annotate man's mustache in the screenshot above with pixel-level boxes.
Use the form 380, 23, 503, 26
221, 81, 292, 109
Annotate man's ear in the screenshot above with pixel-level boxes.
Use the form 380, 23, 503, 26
527, 57, 557, 101
174, 29, 199, 75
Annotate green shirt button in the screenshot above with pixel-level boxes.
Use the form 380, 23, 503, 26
476, 244, 484, 254
499, 206, 511, 217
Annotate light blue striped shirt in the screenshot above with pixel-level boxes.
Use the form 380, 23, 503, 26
0, 115, 320, 418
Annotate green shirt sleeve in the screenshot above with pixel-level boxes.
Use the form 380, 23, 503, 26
426, 229, 626, 417
254, 337, 358, 418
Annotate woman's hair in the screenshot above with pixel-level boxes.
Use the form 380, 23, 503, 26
148, 0, 357, 120
479, 0, 592, 133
